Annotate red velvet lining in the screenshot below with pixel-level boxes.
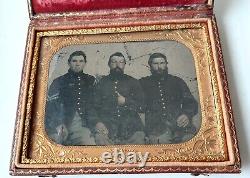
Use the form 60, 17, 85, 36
32, 0, 208, 14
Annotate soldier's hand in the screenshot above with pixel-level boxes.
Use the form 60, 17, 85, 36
56, 124, 68, 141
117, 92, 126, 106
177, 114, 189, 128
149, 135, 159, 144
95, 122, 109, 136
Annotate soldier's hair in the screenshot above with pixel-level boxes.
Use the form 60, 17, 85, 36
148, 53, 168, 66
108, 52, 126, 66
68, 51, 87, 63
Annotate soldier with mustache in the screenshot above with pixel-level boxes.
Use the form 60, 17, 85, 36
91, 52, 145, 145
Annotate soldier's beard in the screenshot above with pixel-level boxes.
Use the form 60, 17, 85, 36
151, 69, 168, 78
110, 67, 124, 78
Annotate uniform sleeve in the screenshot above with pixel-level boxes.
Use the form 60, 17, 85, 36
124, 79, 145, 112
179, 78, 198, 120
138, 78, 147, 113
85, 76, 97, 128
87, 80, 106, 129
47, 79, 60, 99
45, 79, 63, 135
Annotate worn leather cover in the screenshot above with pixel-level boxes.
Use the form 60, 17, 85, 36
32, 0, 208, 14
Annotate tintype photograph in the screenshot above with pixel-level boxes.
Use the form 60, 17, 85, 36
44, 41, 201, 146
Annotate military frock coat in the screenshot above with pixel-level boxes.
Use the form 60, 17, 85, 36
92, 74, 144, 143
45, 69, 95, 135
139, 74, 198, 142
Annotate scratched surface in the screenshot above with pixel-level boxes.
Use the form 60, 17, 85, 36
48, 40, 201, 128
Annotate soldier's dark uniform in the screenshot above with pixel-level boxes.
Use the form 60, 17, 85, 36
91, 74, 145, 145
45, 69, 95, 145
139, 74, 198, 143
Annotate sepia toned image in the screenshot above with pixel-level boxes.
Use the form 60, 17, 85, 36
44, 41, 201, 146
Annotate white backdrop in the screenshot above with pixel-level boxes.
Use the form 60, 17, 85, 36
0, 0, 249, 177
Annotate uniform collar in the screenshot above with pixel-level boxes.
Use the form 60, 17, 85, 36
68, 69, 84, 77
150, 73, 169, 81
108, 72, 126, 81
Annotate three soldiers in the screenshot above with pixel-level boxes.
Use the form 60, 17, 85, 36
45, 51, 198, 145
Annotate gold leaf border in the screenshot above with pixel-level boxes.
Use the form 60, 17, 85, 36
10, 18, 240, 174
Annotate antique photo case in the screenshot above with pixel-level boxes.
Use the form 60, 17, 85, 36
10, 0, 240, 176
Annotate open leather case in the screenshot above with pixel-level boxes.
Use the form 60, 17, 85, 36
10, 0, 241, 176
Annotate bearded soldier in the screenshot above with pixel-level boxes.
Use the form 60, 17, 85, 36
92, 52, 145, 145
140, 53, 198, 144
